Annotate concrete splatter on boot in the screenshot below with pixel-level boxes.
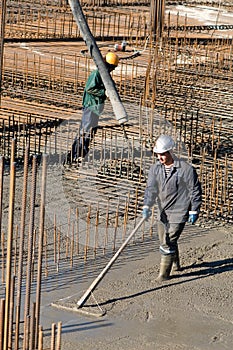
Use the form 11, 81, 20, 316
156, 254, 174, 282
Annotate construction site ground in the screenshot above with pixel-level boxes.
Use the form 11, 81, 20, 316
39, 220, 233, 350
0, 162, 232, 349
0, 2, 233, 349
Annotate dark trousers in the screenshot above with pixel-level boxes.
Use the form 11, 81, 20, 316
157, 221, 186, 255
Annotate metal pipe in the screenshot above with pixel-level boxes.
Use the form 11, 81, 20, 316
68, 0, 128, 125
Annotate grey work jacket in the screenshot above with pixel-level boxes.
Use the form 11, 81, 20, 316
144, 157, 202, 223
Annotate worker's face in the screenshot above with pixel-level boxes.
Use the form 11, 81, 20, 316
157, 151, 173, 165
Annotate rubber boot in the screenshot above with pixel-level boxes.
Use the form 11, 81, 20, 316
156, 254, 174, 282
172, 247, 181, 272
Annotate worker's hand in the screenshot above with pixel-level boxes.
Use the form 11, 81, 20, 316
188, 211, 199, 224
105, 90, 109, 98
142, 206, 152, 220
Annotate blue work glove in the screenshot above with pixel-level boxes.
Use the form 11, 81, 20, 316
142, 206, 152, 220
188, 211, 199, 224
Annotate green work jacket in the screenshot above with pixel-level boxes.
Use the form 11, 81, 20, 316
82, 69, 106, 116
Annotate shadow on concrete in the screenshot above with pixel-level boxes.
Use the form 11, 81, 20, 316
86, 257, 233, 308
181, 257, 233, 275
42, 319, 113, 336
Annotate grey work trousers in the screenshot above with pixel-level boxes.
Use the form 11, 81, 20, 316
157, 220, 186, 255
72, 108, 99, 159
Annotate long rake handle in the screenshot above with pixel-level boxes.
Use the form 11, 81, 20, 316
77, 217, 146, 308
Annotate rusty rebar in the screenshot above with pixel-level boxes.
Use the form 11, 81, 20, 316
24, 155, 37, 342
3, 155, 16, 350
15, 146, 29, 350
35, 154, 48, 347
0, 299, 5, 350
0, 157, 4, 244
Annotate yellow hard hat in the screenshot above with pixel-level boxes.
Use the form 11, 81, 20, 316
105, 52, 119, 67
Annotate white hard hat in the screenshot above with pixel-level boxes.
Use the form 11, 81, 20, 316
153, 135, 175, 153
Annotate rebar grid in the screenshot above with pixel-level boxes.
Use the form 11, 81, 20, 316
0, 34, 232, 222
0, 141, 158, 349
3, 1, 233, 41
0, 2, 233, 347
0, 151, 63, 350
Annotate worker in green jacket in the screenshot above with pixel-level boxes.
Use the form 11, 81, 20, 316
71, 52, 119, 161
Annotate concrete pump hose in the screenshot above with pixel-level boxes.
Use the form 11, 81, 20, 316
68, 0, 128, 125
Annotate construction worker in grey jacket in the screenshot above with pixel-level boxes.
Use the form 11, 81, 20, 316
142, 135, 202, 281
71, 52, 119, 161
